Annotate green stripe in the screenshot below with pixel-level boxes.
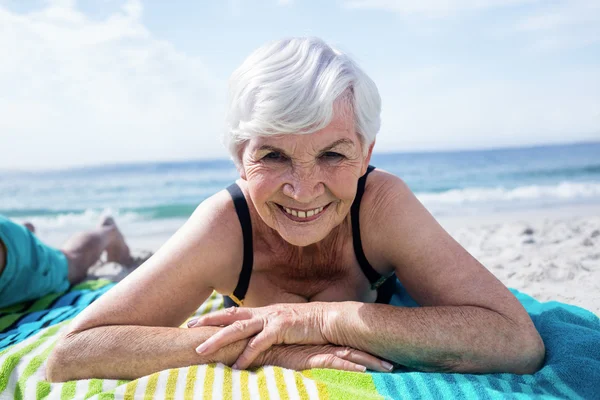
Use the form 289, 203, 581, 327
15, 341, 57, 400
302, 371, 328, 400
256, 367, 270, 399
0, 324, 61, 392
116, 379, 130, 387
84, 379, 103, 399
124, 380, 138, 399
240, 370, 250, 400
36, 381, 51, 400
184, 365, 198, 400
308, 369, 381, 399
273, 367, 290, 400
203, 364, 215, 399
144, 372, 160, 399
223, 366, 233, 400
61, 381, 77, 400
0, 313, 24, 331
294, 372, 310, 400
0, 302, 28, 314
72, 279, 113, 291
26, 292, 63, 313
166, 369, 179, 399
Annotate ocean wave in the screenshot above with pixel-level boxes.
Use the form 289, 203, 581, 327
416, 181, 600, 205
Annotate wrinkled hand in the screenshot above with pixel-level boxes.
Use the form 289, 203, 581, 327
188, 304, 330, 369
250, 344, 394, 372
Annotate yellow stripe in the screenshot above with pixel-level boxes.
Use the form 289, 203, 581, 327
222, 366, 233, 400
294, 372, 310, 400
273, 367, 290, 400
165, 369, 179, 399
123, 380, 138, 400
184, 365, 198, 400
240, 370, 250, 400
203, 364, 215, 399
303, 371, 328, 400
144, 372, 160, 400
256, 367, 270, 399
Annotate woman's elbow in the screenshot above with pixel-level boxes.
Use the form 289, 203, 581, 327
510, 326, 546, 375
46, 332, 83, 382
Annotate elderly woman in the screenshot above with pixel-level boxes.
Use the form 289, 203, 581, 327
47, 37, 544, 382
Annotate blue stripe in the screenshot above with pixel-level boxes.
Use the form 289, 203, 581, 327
412, 373, 443, 399
541, 367, 583, 400
440, 374, 468, 399
452, 373, 481, 399
373, 373, 402, 400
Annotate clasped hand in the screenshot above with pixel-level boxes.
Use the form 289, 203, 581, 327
188, 303, 329, 369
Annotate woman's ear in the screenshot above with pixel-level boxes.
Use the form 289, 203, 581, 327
362, 140, 376, 175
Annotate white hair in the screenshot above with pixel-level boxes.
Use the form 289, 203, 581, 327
224, 37, 381, 164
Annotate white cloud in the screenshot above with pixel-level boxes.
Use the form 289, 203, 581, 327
0, 0, 227, 170
514, 0, 600, 50
342, 0, 537, 18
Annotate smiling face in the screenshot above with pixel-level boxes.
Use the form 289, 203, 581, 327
240, 104, 374, 247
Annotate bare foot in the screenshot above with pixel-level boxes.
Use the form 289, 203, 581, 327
101, 217, 134, 266
23, 222, 35, 233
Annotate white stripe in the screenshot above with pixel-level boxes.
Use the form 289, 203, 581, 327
195, 364, 207, 400
212, 364, 225, 399
75, 379, 90, 398
173, 368, 187, 399
112, 380, 132, 399
248, 368, 260, 400
153, 370, 170, 399
302, 374, 320, 400
133, 374, 149, 398
231, 368, 242, 400
16, 333, 59, 399
44, 382, 64, 400
264, 367, 281, 400
283, 369, 301, 400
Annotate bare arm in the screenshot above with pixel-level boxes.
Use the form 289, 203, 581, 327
324, 172, 544, 374
47, 326, 247, 381
47, 191, 245, 381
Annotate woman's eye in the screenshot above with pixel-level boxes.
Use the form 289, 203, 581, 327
263, 152, 286, 162
321, 152, 344, 160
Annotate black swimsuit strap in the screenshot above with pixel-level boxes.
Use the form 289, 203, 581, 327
351, 166, 396, 304
351, 165, 381, 286
225, 183, 254, 305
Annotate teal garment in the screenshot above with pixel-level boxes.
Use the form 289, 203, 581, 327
0, 215, 69, 308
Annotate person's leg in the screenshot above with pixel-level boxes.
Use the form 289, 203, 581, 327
60, 217, 133, 285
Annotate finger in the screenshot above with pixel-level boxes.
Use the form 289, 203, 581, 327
308, 354, 367, 372
332, 348, 393, 372
189, 307, 253, 328
232, 331, 278, 370
195, 319, 262, 355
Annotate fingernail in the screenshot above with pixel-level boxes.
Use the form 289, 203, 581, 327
187, 319, 197, 327
232, 363, 239, 369
355, 365, 367, 372
196, 345, 205, 354
381, 361, 394, 371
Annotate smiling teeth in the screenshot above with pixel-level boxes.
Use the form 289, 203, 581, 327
283, 206, 324, 219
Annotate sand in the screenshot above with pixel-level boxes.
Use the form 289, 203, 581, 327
438, 206, 600, 314
85, 206, 600, 315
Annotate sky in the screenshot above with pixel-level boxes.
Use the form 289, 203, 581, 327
1, 0, 599, 170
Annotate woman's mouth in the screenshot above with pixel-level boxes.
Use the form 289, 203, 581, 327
276, 203, 330, 222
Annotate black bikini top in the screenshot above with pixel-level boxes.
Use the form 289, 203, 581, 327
224, 165, 396, 307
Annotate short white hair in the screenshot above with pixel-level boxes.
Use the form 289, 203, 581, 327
224, 37, 381, 164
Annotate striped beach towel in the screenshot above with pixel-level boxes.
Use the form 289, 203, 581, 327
1, 280, 599, 399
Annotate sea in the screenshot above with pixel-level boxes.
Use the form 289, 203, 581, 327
1, 142, 599, 249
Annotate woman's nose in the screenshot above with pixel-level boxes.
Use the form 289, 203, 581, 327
283, 172, 325, 203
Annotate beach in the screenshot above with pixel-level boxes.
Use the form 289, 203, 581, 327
439, 205, 600, 314
77, 204, 600, 315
